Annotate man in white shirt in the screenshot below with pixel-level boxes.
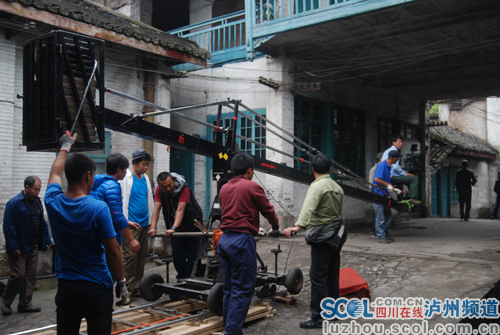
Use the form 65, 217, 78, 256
381, 136, 420, 205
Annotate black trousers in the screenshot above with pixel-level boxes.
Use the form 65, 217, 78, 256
309, 243, 340, 321
458, 191, 472, 220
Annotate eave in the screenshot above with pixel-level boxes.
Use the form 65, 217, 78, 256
0, 0, 208, 67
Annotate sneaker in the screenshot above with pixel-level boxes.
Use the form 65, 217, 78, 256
299, 318, 323, 329
377, 238, 391, 244
385, 237, 395, 242
18, 305, 41, 313
464, 218, 469, 221
371, 232, 377, 238
1, 299, 12, 316
123, 296, 131, 305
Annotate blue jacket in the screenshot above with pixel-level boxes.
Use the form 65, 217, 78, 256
90, 174, 129, 245
3, 191, 52, 254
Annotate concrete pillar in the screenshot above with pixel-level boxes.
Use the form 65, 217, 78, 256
421, 101, 430, 217
264, 58, 295, 228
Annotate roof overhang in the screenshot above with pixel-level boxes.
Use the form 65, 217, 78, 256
0, 0, 208, 67
255, 0, 500, 101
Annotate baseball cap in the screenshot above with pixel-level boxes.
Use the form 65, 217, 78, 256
132, 149, 150, 161
388, 150, 401, 159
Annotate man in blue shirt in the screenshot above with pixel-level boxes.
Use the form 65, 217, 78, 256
381, 136, 420, 205
372, 150, 401, 244
44, 132, 127, 334
120, 149, 153, 301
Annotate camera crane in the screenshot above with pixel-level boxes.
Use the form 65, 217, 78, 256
103, 88, 407, 214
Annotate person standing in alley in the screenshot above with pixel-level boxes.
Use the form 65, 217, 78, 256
217, 153, 281, 335
284, 153, 345, 329
456, 159, 477, 221
492, 172, 500, 220
1, 176, 52, 316
120, 149, 153, 299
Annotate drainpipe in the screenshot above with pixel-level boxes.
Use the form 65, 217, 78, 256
143, 70, 155, 184
420, 100, 429, 217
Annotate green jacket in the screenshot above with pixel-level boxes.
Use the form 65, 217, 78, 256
295, 174, 344, 229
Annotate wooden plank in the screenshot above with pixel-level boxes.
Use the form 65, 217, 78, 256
158, 304, 274, 335
14, 301, 274, 335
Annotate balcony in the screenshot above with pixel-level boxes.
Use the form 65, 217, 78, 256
169, 0, 412, 69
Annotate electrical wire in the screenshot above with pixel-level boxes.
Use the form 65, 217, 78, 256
298, 0, 408, 78
253, 172, 297, 220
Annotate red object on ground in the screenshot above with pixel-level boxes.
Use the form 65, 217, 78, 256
339, 267, 371, 299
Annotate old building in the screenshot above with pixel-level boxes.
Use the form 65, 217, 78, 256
429, 99, 500, 218
0, 0, 208, 275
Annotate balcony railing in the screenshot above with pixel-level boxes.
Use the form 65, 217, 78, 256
168, 11, 246, 56
170, 0, 402, 66
253, 0, 352, 23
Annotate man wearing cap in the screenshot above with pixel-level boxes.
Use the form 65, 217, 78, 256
120, 149, 154, 300
372, 150, 401, 243
456, 160, 477, 221
382, 136, 420, 205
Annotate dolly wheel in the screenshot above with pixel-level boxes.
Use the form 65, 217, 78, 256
139, 272, 165, 301
285, 267, 303, 295
207, 283, 224, 316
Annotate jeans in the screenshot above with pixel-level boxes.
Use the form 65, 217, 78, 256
391, 175, 419, 199
492, 195, 500, 219
373, 203, 392, 239
309, 243, 340, 321
170, 236, 202, 280
55, 279, 113, 335
217, 231, 256, 335
2, 245, 38, 308
458, 191, 472, 220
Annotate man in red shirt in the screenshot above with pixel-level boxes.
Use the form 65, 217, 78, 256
149, 172, 203, 281
217, 153, 280, 335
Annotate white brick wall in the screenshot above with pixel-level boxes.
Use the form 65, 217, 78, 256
170, 57, 308, 228
0, 35, 176, 261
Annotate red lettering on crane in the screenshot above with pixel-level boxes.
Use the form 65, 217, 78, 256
261, 163, 276, 170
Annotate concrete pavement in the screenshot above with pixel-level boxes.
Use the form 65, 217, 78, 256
1, 217, 500, 334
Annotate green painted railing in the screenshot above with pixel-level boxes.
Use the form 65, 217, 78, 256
170, 0, 411, 65
168, 11, 246, 54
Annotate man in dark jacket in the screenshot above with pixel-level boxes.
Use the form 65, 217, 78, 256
492, 172, 500, 220
149, 172, 203, 281
217, 153, 280, 335
1, 176, 52, 316
456, 160, 477, 221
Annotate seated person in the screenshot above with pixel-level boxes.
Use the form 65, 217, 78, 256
382, 136, 420, 205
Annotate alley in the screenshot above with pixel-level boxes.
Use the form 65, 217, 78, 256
2, 217, 500, 334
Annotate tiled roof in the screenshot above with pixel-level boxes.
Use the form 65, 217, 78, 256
430, 126, 498, 156
5, 0, 210, 60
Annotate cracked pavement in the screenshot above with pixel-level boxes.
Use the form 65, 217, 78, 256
1, 217, 500, 334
